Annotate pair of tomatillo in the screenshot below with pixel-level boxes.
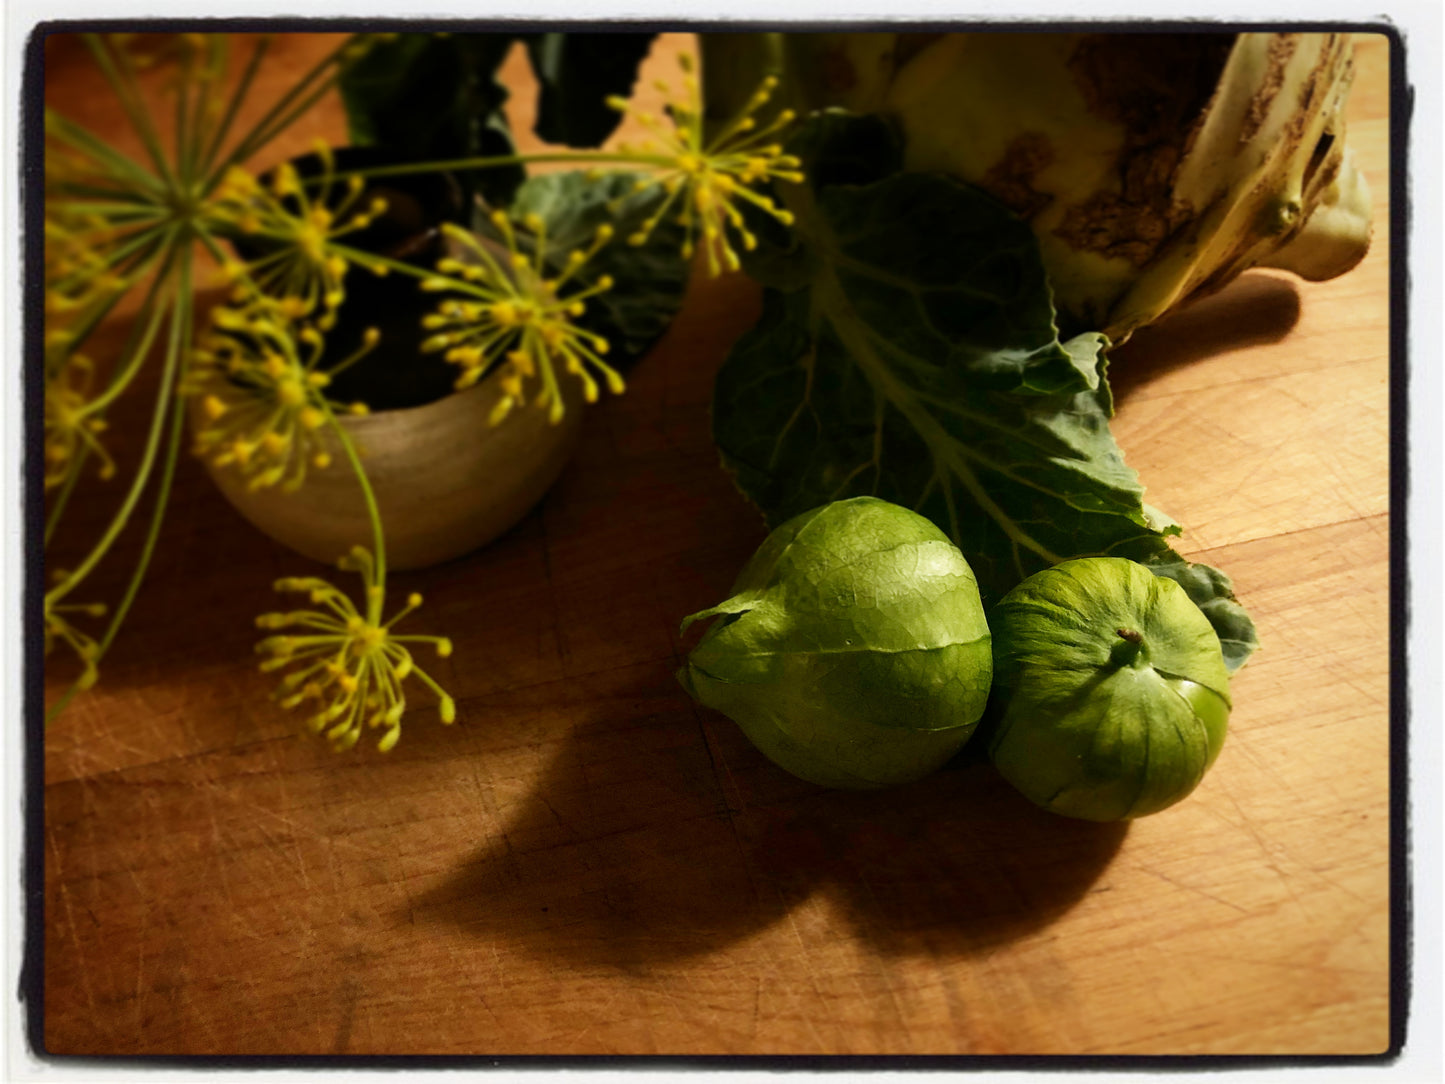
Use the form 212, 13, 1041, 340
678, 497, 1231, 821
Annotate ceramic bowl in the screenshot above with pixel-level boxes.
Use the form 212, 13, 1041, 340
193, 371, 584, 570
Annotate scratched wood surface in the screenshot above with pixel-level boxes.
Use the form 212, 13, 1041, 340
40, 31, 1396, 1056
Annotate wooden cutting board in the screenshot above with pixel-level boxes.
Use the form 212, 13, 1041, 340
39, 31, 1397, 1057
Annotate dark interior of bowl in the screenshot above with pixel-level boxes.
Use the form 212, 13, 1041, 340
230, 146, 471, 411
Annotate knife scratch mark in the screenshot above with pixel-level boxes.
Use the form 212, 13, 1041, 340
266, 757, 314, 895
1170, 946, 1380, 977
128, 867, 148, 1036
537, 794, 570, 833
1132, 863, 1249, 914
682, 693, 756, 889
435, 938, 503, 1030
331, 976, 361, 1054
188, 987, 224, 1050
199, 778, 266, 942
1309, 858, 1372, 909
539, 519, 571, 672
1218, 788, 1318, 915
1341, 675, 1387, 709
56, 882, 99, 1015
855, 868, 910, 1028
208, 786, 381, 857
751, 974, 762, 1040
569, 988, 623, 1047
781, 906, 831, 1049
325, 831, 344, 899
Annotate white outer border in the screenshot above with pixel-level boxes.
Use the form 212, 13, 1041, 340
4, 3, 1440, 1082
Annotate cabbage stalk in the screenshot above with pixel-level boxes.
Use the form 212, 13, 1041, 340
700, 31, 1372, 341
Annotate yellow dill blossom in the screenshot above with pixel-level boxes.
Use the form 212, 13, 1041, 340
42, 132, 163, 334
186, 298, 373, 492
419, 215, 622, 426
255, 546, 455, 753
41, 199, 142, 488
42, 32, 424, 725
207, 142, 390, 329
44, 354, 116, 490
43, 204, 130, 321
605, 54, 805, 276
44, 594, 108, 691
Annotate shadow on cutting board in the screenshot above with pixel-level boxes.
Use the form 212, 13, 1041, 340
1108, 270, 1301, 402
408, 664, 1128, 974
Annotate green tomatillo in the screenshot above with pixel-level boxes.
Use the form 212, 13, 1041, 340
678, 497, 993, 789
988, 556, 1232, 820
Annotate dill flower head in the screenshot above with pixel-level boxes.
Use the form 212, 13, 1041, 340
420, 214, 622, 426
44, 354, 115, 490
207, 140, 390, 330
255, 546, 456, 753
42, 135, 149, 338
43, 202, 130, 319
41, 32, 427, 724
185, 297, 373, 493
44, 591, 108, 691
606, 53, 805, 276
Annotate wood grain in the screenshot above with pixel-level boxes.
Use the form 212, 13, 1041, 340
39, 31, 1397, 1057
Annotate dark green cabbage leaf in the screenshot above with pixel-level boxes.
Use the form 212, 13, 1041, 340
713, 114, 1258, 671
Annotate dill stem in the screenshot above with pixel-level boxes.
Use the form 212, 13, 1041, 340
234, 76, 341, 170
83, 34, 178, 194
323, 402, 388, 621
323, 242, 433, 282
325, 150, 673, 186
45, 259, 194, 724
96, 308, 191, 659
44, 444, 89, 546
45, 113, 166, 197
81, 237, 178, 415
221, 39, 353, 171
199, 36, 264, 180
45, 264, 183, 609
